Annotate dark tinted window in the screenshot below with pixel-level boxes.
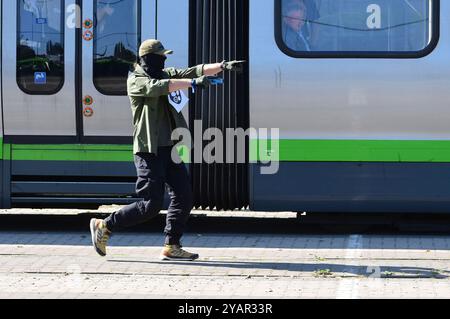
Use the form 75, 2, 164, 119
93, 0, 140, 95
17, 0, 64, 94
277, 0, 438, 57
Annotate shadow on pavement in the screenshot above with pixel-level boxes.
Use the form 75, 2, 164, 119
107, 259, 450, 279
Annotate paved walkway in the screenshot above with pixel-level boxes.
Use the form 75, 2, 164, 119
0, 208, 450, 298
1, 222, 450, 298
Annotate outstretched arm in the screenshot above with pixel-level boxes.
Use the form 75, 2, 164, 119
203, 60, 246, 75
168, 76, 212, 93
169, 61, 245, 79
168, 60, 246, 91
203, 63, 224, 76
168, 79, 193, 93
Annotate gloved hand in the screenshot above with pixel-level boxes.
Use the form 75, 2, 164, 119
191, 75, 212, 92
221, 60, 246, 73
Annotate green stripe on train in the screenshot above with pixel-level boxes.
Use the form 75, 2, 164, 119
2, 143, 10, 161
3, 139, 450, 163
8, 144, 190, 163
1, 140, 4, 160
11, 144, 134, 162
250, 139, 450, 162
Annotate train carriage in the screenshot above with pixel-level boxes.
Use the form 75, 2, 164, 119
0, 0, 448, 214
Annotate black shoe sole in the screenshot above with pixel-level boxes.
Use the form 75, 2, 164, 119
160, 254, 199, 261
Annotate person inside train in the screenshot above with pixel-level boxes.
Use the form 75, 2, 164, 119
282, 0, 312, 51
284, 0, 321, 49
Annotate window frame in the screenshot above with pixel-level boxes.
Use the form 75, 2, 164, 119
16, 0, 66, 95
92, 0, 142, 96
274, 0, 440, 59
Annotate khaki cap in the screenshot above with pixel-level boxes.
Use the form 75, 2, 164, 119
139, 39, 173, 57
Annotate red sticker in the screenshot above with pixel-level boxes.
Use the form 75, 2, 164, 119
83, 30, 94, 41
83, 107, 94, 117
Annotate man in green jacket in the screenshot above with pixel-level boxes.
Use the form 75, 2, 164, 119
90, 39, 244, 261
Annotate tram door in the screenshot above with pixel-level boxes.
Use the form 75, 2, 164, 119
81, 0, 155, 141
2, 0, 77, 138
2, 0, 155, 142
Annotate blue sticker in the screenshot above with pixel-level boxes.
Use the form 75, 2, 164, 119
34, 72, 47, 85
36, 18, 48, 24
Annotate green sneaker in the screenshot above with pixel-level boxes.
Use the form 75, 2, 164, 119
90, 219, 111, 257
160, 245, 199, 261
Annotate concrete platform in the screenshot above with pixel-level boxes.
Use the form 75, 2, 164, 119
0, 209, 449, 299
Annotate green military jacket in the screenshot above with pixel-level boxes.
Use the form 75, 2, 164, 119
127, 64, 204, 155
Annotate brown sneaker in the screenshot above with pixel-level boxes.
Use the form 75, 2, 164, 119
160, 245, 199, 261
89, 219, 111, 257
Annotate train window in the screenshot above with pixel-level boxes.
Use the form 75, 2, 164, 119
93, 0, 141, 95
276, 0, 439, 58
17, 0, 65, 94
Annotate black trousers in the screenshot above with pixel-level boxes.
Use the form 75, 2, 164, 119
104, 147, 193, 245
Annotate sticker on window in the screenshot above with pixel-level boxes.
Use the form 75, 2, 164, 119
36, 18, 48, 24
34, 72, 47, 85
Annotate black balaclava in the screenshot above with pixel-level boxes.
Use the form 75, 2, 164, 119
140, 53, 166, 79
